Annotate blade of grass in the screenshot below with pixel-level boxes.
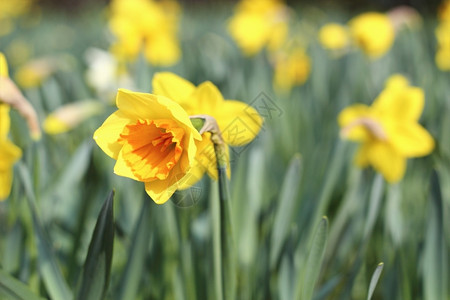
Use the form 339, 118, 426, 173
270, 154, 302, 269
115, 195, 151, 300
367, 262, 384, 300
0, 269, 44, 300
76, 190, 115, 300
296, 216, 329, 300
17, 162, 73, 300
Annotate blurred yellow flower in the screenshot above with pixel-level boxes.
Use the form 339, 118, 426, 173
438, 0, 450, 22
44, 100, 104, 135
338, 75, 434, 183
93, 89, 201, 204
435, 14, 450, 70
0, 0, 33, 36
318, 23, 349, 50
108, 0, 181, 66
228, 0, 289, 56
273, 47, 311, 91
349, 12, 395, 58
152, 72, 263, 187
0, 53, 22, 200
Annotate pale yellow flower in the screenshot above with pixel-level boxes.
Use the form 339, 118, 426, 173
273, 47, 311, 91
108, 0, 181, 66
338, 75, 434, 182
349, 12, 395, 58
228, 0, 289, 56
318, 23, 350, 50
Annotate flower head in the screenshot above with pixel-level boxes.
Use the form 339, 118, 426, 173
349, 12, 395, 58
273, 46, 311, 91
338, 74, 434, 183
227, 0, 289, 56
93, 89, 201, 204
108, 0, 181, 66
0, 53, 22, 200
318, 23, 350, 51
152, 72, 263, 187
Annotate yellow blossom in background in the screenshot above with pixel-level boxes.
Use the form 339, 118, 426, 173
0, 53, 22, 200
318, 23, 350, 50
0, 0, 33, 36
349, 12, 395, 58
108, 0, 181, 66
44, 100, 104, 135
435, 4, 450, 71
152, 72, 263, 187
273, 47, 311, 91
93, 89, 201, 204
338, 74, 434, 183
228, 0, 289, 56
438, 0, 450, 22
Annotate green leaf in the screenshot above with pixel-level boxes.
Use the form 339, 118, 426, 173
0, 269, 44, 300
116, 197, 151, 300
270, 154, 302, 268
17, 162, 73, 300
76, 190, 115, 300
367, 262, 384, 300
297, 216, 329, 300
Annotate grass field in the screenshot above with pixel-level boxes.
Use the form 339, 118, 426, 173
0, 1, 449, 299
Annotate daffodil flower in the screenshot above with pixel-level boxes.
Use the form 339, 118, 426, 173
318, 23, 350, 51
338, 75, 434, 183
93, 89, 201, 204
348, 12, 395, 58
227, 0, 289, 56
273, 47, 311, 91
0, 53, 22, 200
152, 72, 263, 187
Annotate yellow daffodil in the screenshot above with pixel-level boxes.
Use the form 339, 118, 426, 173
273, 47, 311, 91
0, 0, 33, 36
348, 12, 395, 58
108, 0, 181, 66
438, 0, 450, 22
152, 72, 263, 187
318, 23, 350, 50
93, 89, 201, 204
338, 75, 434, 183
44, 100, 104, 135
435, 19, 450, 71
0, 53, 22, 200
227, 0, 289, 56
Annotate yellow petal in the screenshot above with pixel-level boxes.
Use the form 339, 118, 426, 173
367, 140, 406, 183
0, 104, 11, 139
354, 144, 370, 167
177, 163, 207, 190
144, 168, 186, 204
0, 140, 22, 169
152, 72, 195, 105
389, 122, 435, 157
215, 100, 263, 147
113, 148, 140, 181
93, 110, 131, 159
338, 104, 372, 141
0, 169, 13, 200
116, 89, 201, 141
189, 81, 224, 114
0, 52, 9, 78
372, 86, 424, 121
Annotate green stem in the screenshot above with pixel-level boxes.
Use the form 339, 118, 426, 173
213, 141, 236, 300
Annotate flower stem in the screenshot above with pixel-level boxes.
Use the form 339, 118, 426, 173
213, 135, 236, 300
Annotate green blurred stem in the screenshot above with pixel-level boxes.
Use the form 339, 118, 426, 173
213, 136, 236, 300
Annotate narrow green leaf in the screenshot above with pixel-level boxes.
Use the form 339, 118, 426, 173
270, 154, 302, 268
116, 197, 151, 300
297, 216, 329, 300
0, 269, 44, 300
18, 162, 73, 300
367, 262, 384, 300
2, 222, 24, 273
76, 190, 115, 300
